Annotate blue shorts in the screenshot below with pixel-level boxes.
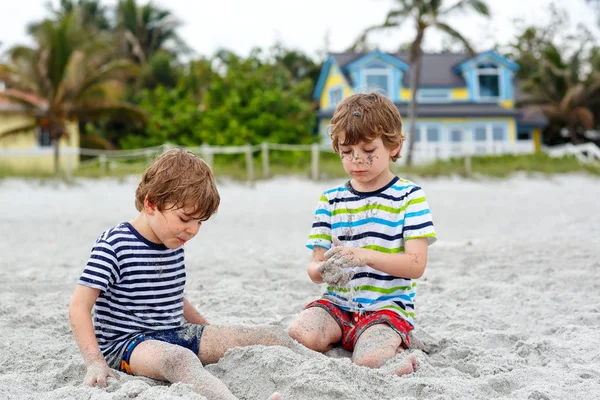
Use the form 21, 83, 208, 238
120, 324, 205, 374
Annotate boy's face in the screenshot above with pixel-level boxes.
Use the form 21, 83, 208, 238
144, 201, 203, 249
338, 134, 400, 190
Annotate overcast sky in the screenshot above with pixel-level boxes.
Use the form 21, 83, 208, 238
1, 0, 598, 60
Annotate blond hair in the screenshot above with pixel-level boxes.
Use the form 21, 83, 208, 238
329, 93, 404, 162
135, 148, 220, 220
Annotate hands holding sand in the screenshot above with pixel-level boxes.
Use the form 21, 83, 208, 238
317, 238, 365, 286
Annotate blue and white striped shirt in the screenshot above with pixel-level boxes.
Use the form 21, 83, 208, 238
78, 222, 186, 368
307, 176, 436, 326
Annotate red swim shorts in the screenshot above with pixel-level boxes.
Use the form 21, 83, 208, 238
306, 299, 413, 352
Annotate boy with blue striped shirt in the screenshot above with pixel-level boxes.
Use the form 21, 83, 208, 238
69, 149, 283, 400
288, 93, 436, 376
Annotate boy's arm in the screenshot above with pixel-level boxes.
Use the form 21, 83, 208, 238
183, 297, 209, 325
326, 238, 429, 279
69, 284, 116, 387
307, 247, 327, 283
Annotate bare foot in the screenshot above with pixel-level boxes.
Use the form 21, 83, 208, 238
268, 393, 281, 400
394, 354, 417, 376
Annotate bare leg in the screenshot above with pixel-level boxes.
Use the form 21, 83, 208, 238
199, 324, 298, 364
287, 307, 341, 353
128, 340, 239, 400
353, 324, 416, 376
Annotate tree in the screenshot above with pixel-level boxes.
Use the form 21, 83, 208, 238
115, 0, 188, 65
119, 49, 316, 149
0, 13, 145, 172
354, 0, 490, 166
507, 9, 600, 144
44, 0, 111, 31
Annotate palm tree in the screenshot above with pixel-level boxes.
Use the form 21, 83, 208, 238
46, 0, 111, 31
0, 13, 145, 173
355, 0, 490, 166
116, 0, 188, 65
519, 43, 600, 144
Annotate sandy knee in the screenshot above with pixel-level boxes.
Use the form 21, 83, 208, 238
288, 323, 328, 352
160, 346, 199, 373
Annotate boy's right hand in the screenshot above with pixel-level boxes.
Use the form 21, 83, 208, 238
317, 261, 355, 286
83, 360, 116, 388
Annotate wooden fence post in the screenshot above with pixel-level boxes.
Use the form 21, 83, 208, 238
245, 144, 255, 185
465, 141, 473, 178
99, 154, 107, 173
201, 144, 214, 168
311, 143, 319, 181
145, 149, 153, 165
261, 142, 270, 179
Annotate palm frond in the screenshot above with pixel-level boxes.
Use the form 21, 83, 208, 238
443, 0, 490, 16
0, 91, 44, 109
75, 59, 139, 103
434, 22, 475, 54
69, 101, 148, 124
569, 107, 594, 129
0, 123, 38, 137
350, 9, 412, 51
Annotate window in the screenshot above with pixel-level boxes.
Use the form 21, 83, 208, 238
329, 87, 343, 108
363, 62, 392, 95
474, 125, 487, 141
492, 126, 505, 141
38, 127, 52, 147
450, 128, 462, 142
412, 125, 421, 142
365, 73, 390, 94
418, 89, 451, 103
426, 126, 440, 142
517, 131, 532, 140
477, 63, 500, 100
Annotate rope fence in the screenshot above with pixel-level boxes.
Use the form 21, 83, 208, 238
78, 142, 333, 182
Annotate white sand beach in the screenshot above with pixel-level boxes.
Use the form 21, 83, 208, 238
0, 174, 599, 400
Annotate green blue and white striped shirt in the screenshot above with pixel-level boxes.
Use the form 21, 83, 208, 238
307, 176, 436, 325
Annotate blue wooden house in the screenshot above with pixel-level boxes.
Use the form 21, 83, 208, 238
313, 50, 547, 163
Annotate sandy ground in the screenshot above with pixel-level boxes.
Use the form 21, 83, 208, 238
0, 173, 599, 400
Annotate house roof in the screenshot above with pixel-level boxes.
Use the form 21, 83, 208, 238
331, 52, 472, 87
318, 103, 519, 119
517, 106, 547, 127
0, 89, 46, 111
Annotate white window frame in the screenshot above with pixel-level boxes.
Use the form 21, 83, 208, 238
492, 124, 506, 142
362, 68, 393, 95
417, 89, 451, 103
328, 86, 343, 108
474, 63, 503, 102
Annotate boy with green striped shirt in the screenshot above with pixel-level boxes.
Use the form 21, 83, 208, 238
288, 93, 436, 375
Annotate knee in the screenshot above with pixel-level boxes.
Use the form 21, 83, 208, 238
159, 346, 198, 373
288, 323, 329, 352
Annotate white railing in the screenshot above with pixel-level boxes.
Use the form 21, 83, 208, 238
78, 142, 327, 183
544, 142, 600, 163
397, 140, 535, 165
5, 140, 597, 181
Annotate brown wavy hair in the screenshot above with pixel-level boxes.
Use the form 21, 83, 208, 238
135, 148, 220, 220
329, 92, 404, 162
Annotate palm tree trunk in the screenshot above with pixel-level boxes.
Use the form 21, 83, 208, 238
53, 138, 60, 174
405, 28, 425, 167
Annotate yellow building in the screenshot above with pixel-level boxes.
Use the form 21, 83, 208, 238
314, 50, 547, 164
0, 91, 79, 173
